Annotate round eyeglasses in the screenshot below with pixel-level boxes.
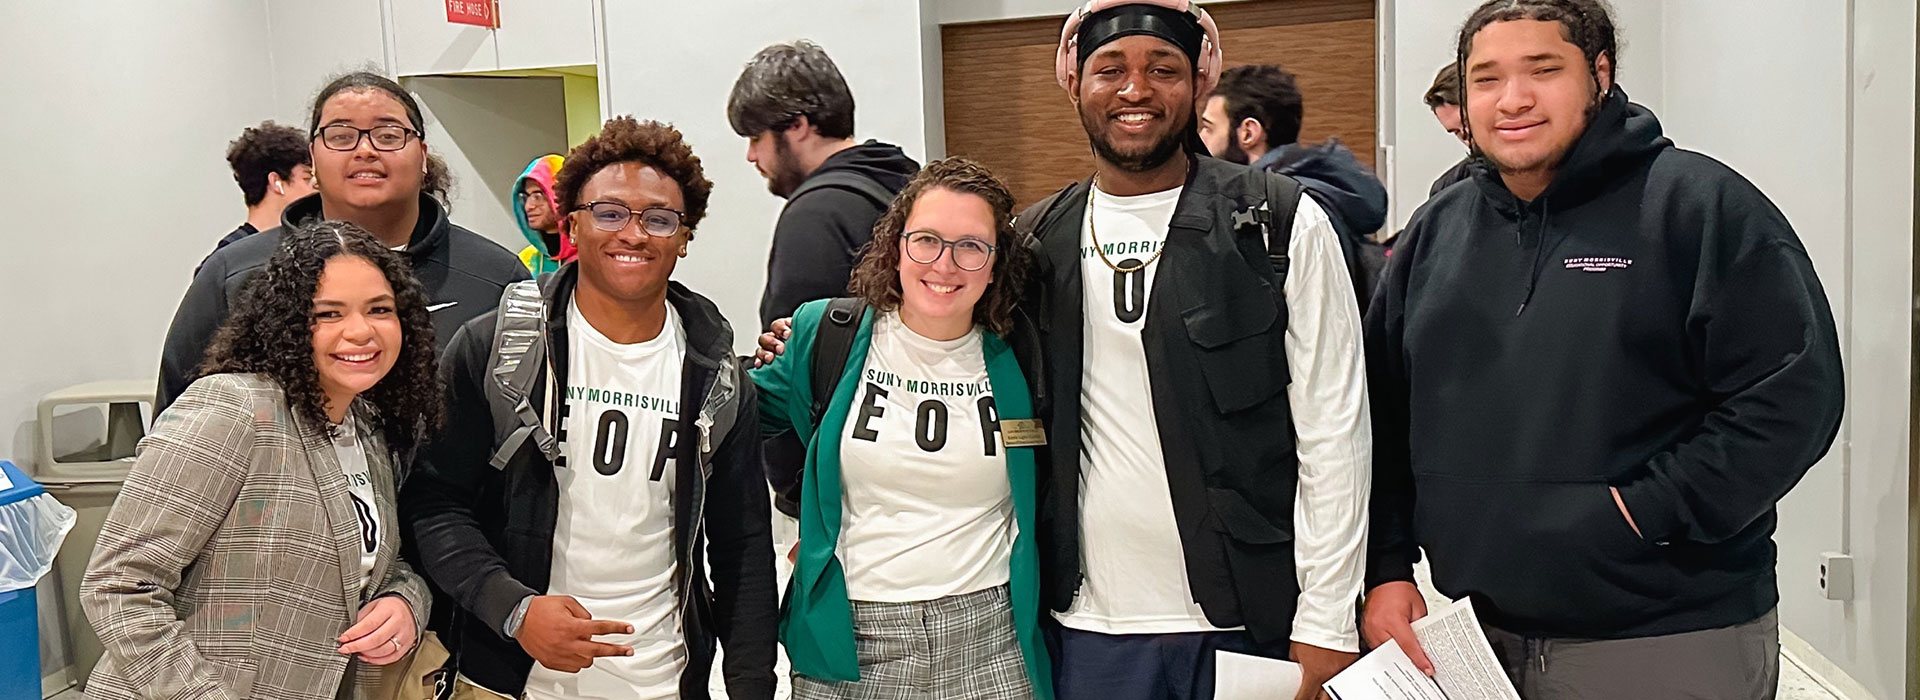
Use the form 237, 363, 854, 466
314, 124, 420, 152
901, 231, 995, 272
575, 201, 686, 237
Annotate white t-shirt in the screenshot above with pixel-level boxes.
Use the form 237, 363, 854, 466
330, 417, 379, 597
1055, 184, 1227, 634
837, 310, 1014, 603
524, 299, 686, 700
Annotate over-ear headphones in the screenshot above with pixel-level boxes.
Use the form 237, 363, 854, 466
1054, 0, 1223, 97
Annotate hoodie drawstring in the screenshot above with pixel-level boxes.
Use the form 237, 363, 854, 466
1515, 197, 1558, 316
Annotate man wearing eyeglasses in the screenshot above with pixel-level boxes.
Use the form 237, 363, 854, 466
157, 72, 526, 414
404, 116, 777, 700
512, 154, 574, 276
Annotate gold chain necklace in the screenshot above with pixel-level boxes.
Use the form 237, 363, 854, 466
1085, 179, 1165, 274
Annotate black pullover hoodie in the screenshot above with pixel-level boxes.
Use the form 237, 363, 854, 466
756, 140, 919, 329
1365, 87, 1844, 639
157, 193, 527, 415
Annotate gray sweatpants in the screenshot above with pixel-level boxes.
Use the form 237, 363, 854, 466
1484, 609, 1779, 700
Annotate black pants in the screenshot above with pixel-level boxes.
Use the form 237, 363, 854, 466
1046, 625, 1291, 700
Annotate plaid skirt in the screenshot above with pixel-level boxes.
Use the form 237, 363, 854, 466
792, 585, 1033, 700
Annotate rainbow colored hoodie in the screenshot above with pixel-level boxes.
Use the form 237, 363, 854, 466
513, 154, 575, 276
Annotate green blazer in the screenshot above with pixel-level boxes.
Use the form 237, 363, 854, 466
749, 299, 1052, 696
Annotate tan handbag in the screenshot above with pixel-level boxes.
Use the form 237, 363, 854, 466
370, 631, 452, 700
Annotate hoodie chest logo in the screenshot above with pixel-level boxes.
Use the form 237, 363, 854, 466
1563, 256, 1633, 273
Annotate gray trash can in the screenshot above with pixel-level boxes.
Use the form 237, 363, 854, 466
34, 380, 149, 690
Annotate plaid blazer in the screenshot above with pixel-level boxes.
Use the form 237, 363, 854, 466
83, 373, 431, 700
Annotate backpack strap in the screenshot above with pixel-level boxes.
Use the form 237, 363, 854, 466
1263, 170, 1302, 278
486, 280, 558, 471
789, 171, 896, 210
808, 297, 869, 426
1014, 180, 1085, 242
1229, 168, 1303, 280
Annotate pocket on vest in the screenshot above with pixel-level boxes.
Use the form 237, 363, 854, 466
1181, 287, 1289, 413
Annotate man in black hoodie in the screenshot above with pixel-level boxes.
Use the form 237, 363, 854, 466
1362, 2, 1843, 697
1199, 64, 1389, 310
158, 72, 528, 414
727, 39, 920, 521
726, 40, 920, 331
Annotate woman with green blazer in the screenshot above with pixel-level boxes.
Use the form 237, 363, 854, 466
751, 158, 1050, 699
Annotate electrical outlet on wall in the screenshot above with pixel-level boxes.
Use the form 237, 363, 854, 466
1818, 551, 1854, 600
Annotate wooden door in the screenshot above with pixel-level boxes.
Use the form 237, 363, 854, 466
942, 0, 1377, 208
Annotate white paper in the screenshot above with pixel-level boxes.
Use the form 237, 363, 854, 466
1409, 598, 1522, 700
1214, 650, 1303, 700
1324, 638, 1447, 700
0, 469, 11, 491
1323, 598, 1521, 700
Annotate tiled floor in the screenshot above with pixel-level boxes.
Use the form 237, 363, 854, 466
1781, 655, 1847, 699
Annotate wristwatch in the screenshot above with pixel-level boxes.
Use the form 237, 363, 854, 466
503, 595, 534, 638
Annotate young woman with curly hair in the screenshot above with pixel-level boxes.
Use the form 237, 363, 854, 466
751, 157, 1051, 699
84, 220, 442, 700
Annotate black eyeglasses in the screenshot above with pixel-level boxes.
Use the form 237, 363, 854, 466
314, 124, 421, 152
574, 201, 686, 237
901, 231, 996, 271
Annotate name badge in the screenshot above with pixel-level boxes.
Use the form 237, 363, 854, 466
1001, 419, 1047, 448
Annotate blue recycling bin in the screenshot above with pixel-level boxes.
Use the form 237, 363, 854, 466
0, 460, 65, 700
0, 586, 34, 700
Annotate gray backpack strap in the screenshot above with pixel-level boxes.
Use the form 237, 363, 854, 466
695, 358, 742, 476
486, 280, 558, 470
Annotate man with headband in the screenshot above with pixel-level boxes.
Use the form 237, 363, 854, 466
1012, 2, 1371, 698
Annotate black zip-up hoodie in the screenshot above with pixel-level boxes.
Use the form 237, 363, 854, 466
1365, 88, 1843, 639
757, 140, 919, 328
403, 264, 777, 698
156, 193, 528, 414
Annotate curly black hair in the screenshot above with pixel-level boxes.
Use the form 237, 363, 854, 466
227, 121, 311, 207
847, 157, 1033, 337
554, 116, 713, 238
199, 220, 444, 458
